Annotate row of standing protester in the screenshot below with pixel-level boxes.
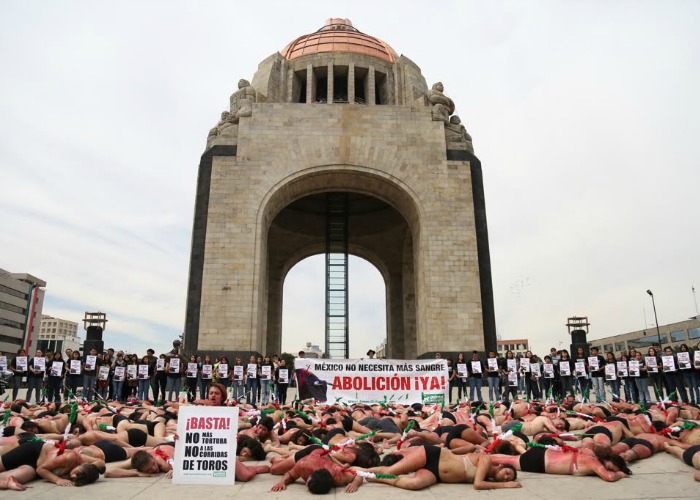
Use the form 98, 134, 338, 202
441, 343, 700, 405
0, 347, 297, 406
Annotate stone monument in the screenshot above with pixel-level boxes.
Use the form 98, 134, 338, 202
185, 18, 495, 359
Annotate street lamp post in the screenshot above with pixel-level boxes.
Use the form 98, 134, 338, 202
646, 290, 662, 347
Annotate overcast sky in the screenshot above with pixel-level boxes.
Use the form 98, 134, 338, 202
2, 1, 698, 358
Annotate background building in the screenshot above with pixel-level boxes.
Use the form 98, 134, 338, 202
0, 268, 45, 355
497, 338, 530, 357
300, 341, 323, 359
590, 316, 700, 355
37, 315, 82, 355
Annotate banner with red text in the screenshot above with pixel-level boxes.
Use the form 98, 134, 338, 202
295, 358, 448, 405
173, 406, 239, 485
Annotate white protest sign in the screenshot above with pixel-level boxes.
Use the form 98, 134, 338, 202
187, 363, 198, 378
508, 371, 518, 386
278, 368, 289, 383
202, 365, 213, 379
232, 365, 243, 380
127, 364, 138, 380
628, 360, 640, 377
0, 356, 6, 371
114, 366, 126, 381
16, 356, 27, 371
530, 363, 541, 377
645, 357, 658, 373
507, 359, 517, 373
559, 361, 571, 376
218, 364, 230, 378
457, 363, 468, 378
487, 358, 499, 372
173, 406, 238, 485
605, 363, 616, 381
520, 358, 530, 372
99, 365, 110, 381
70, 359, 81, 375
617, 361, 628, 377
33, 357, 46, 371
543, 363, 555, 379
85, 355, 97, 371
678, 352, 691, 370
169, 358, 181, 373
247, 364, 257, 378
139, 365, 150, 379
662, 355, 676, 372
695, 351, 700, 369
51, 361, 63, 377
261, 365, 271, 380
574, 361, 587, 377
588, 356, 599, 371
157, 358, 165, 371
471, 361, 482, 374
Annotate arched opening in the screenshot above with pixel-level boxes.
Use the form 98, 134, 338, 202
260, 175, 421, 359
281, 254, 386, 358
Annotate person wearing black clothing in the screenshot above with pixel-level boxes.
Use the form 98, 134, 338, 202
662, 346, 688, 403
557, 349, 573, 398
26, 349, 45, 404
260, 355, 274, 405
485, 351, 500, 402
65, 350, 82, 397
47, 352, 64, 404
9, 349, 28, 401
275, 359, 290, 405
540, 355, 557, 398
605, 351, 621, 402
146, 349, 158, 401
632, 352, 651, 405
572, 346, 589, 397
468, 351, 483, 401
502, 350, 518, 403
588, 347, 606, 402
154, 353, 167, 402
83, 347, 98, 401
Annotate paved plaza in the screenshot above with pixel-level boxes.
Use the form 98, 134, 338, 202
6, 451, 697, 499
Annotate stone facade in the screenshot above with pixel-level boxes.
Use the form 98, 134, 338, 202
185, 20, 494, 359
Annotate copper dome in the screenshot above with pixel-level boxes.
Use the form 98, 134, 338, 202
281, 18, 398, 64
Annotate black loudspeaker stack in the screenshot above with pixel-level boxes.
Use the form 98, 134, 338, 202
83, 326, 104, 354
570, 329, 589, 357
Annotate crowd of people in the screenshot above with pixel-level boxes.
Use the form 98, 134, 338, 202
0, 345, 699, 493
2, 346, 297, 406
441, 344, 700, 406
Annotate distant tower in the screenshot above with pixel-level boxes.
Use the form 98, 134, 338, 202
185, 19, 495, 359
567, 316, 590, 357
